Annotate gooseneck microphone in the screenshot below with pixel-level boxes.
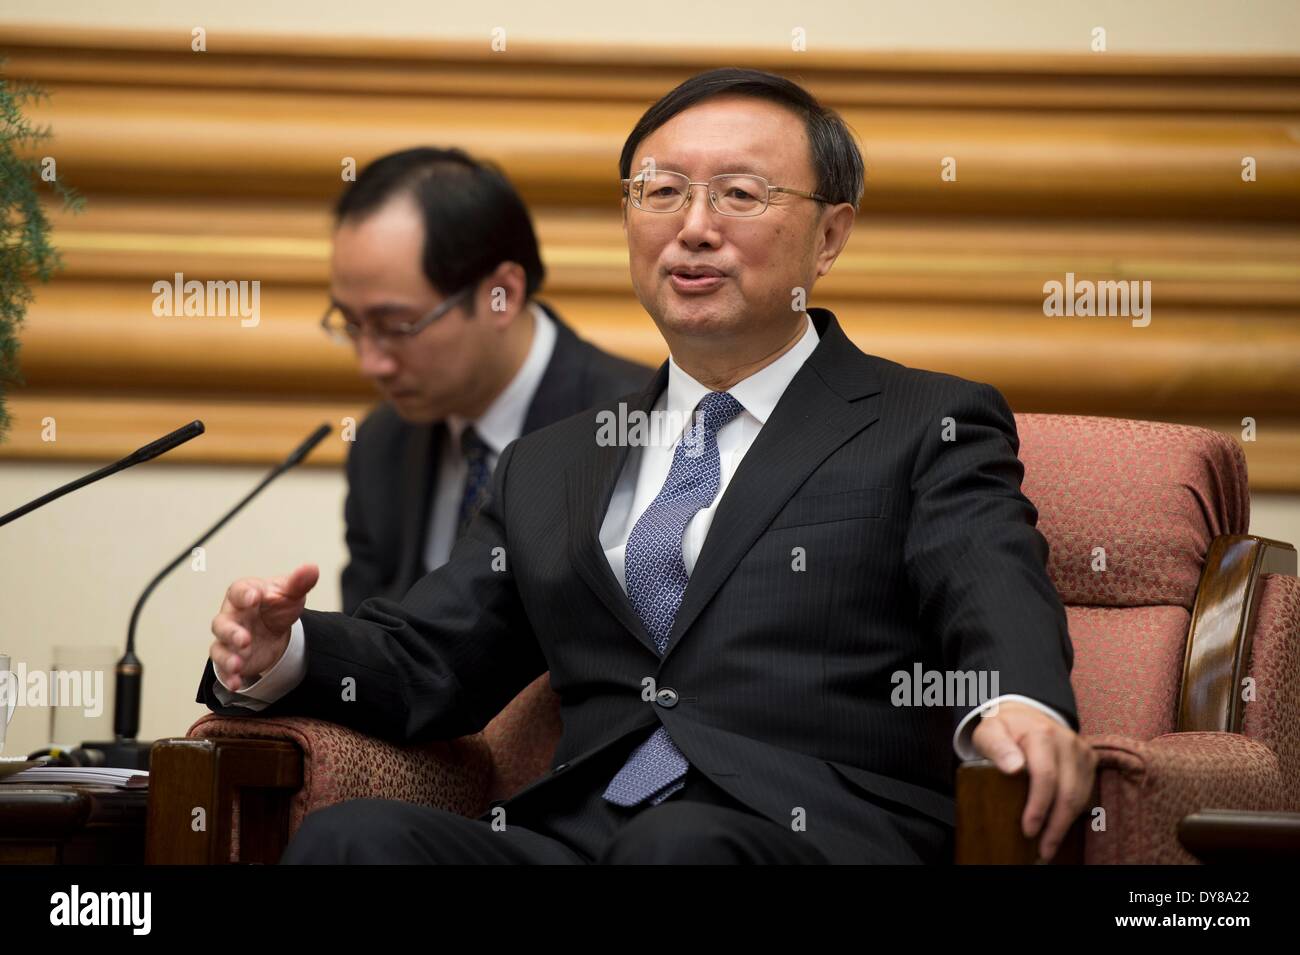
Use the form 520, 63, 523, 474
105, 423, 332, 766
0, 420, 205, 527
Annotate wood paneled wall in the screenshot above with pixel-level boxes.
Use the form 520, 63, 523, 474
1, 27, 1297, 487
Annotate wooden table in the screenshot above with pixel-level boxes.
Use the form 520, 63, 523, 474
0, 783, 148, 864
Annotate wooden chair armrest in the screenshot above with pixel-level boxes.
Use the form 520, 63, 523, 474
955, 759, 1088, 864
1181, 534, 1297, 732
146, 737, 302, 865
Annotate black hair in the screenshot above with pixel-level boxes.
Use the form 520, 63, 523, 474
334, 146, 546, 305
619, 67, 864, 210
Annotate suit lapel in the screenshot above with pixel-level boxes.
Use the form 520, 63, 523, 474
658, 309, 883, 664
566, 363, 667, 656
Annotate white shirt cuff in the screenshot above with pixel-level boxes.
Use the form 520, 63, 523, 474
951, 694, 1070, 761
211, 618, 307, 711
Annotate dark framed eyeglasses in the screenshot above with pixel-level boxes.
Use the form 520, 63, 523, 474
320, 287, 474, 351
621, 169, 830, 217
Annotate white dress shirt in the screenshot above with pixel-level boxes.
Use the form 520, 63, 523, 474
213, 311, 1067, 760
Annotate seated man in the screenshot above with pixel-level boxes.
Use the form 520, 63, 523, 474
199, 68, 1096, 864
325, 147, 650, 612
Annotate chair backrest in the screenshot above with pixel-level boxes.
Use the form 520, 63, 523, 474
1012, 413, 1249, 739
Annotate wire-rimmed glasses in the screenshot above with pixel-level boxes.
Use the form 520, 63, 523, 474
621, 169, 830, 217
320, 286, 474, 350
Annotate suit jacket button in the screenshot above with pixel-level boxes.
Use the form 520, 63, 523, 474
655, 687, 679, 708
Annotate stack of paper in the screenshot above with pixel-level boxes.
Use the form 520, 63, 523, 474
0, 761, 149, 788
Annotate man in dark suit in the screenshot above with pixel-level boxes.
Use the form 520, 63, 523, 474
324, 147, 650, 612
201, 69, 1096, 864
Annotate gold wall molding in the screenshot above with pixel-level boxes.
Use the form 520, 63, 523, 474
0, 26, 1296, 489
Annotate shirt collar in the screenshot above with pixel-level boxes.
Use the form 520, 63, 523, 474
664, 312, 819, 435
446, 300, 557, 455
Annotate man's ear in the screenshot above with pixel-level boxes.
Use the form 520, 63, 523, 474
477, 261, 527, 327
814, 203, 856, 278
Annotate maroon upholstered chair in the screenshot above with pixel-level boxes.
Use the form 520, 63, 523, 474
145, 414, 1299, 864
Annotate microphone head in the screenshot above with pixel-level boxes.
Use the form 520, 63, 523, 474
284, 423, 332, 468
128, 420, 205, 465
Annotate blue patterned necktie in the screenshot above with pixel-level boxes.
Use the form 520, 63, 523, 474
602, 390, 745, 807
456, 425, 493, 540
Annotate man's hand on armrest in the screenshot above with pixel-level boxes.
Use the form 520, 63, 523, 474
962, 699, 1097, 863
952, 694, 1068, 760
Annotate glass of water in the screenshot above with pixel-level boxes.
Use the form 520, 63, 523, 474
48, 645, 117, 750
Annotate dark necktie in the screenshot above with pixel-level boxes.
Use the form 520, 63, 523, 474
456, 425, 493, 540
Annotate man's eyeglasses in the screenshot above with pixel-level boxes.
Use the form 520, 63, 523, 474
621, 170, 830, 217
320, 287, 473, 350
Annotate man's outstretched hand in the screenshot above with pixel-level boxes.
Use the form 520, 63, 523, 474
970, 701, 1097, 861
209, 563, 319, 692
